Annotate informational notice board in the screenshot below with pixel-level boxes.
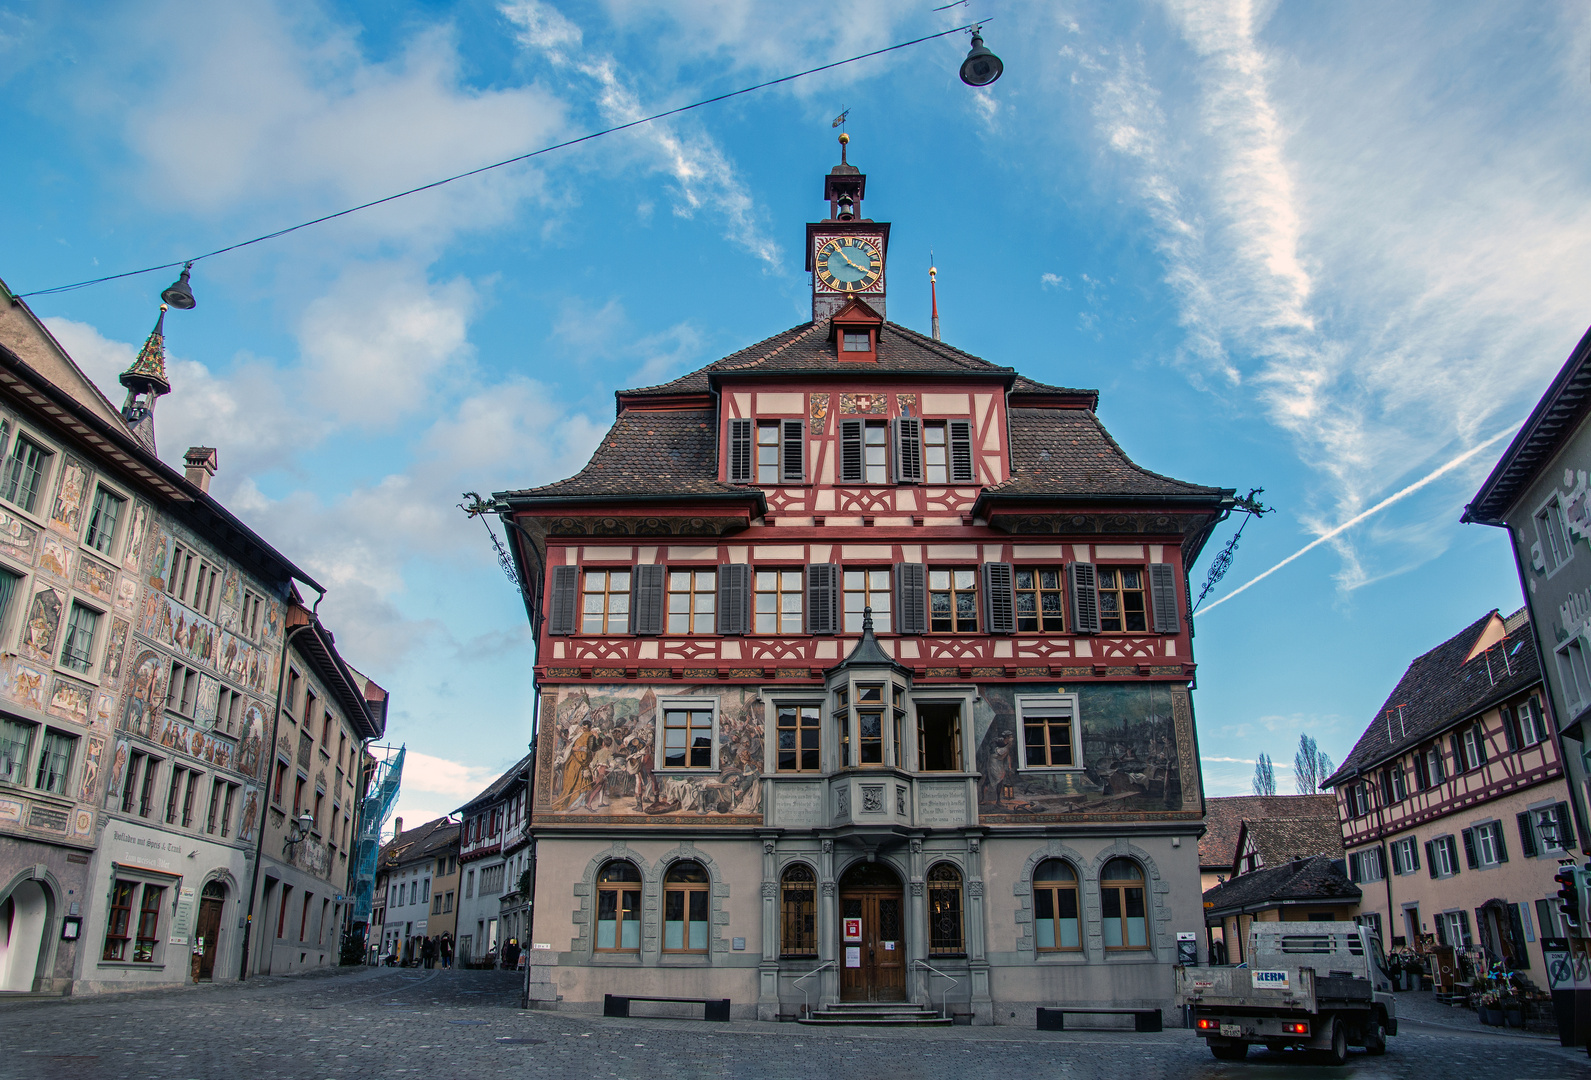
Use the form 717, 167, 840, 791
845, 946, 861, 968
168, 887, 196, 945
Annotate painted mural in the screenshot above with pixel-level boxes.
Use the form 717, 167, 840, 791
79, 734, 106, 803
138, 588, 275, 694
50, 455, 88, 534
237, 701, 268, 779
4, 660, 46, 712
122, 648, 170, 738
106, 737, 130, 808
975, 683, 1189, 821
237, 785, 261, 843
122, 502, 149, 574
47, 675, 92, 726
152, 713, 235, 772
38, 536, 70, 581
0, 506, 38, 562
145, 522, 171, 589
103, 618, 130, 686
74, 556, 115, 604
540, 684, 763, 821
19, 586, 61, 663
114, 575, 137, 615
839, 392, 888, 415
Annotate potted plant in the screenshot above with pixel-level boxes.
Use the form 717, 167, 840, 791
1478, 991, 1504, 1026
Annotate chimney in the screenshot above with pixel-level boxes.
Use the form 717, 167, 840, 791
393, 816, 403, 838
184, 447, 218, 493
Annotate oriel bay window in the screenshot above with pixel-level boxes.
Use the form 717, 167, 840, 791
927, 864, 965, 956
1033, 860, 1081, 952
754, 570, 803, 634
780, 864, 817, 956
776, 704, 821, 772
1097, 567, 1147, 632
1100, 858, 1149, 950
928, 568, 978, 633
834, 678, 908, 767
663, 861, 710, 953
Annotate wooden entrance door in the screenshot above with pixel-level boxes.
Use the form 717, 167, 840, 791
193, 884, 225, 981
838, 863, 905, 1002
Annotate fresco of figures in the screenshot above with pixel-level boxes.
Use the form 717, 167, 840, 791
975, 683, 1188, 819
543, 685, 764, 819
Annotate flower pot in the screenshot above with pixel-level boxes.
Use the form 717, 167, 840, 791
1504, 1008, 1524, 1028
1479, 1006, 1505, 1026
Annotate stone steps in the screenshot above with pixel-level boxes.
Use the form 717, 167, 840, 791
798, 1001, 953, 1026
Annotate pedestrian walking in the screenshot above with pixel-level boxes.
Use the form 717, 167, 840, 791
422, 935, 436, 969
440, 932, 453, 969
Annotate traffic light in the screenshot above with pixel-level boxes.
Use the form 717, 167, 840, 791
1557, 864, 1584, 932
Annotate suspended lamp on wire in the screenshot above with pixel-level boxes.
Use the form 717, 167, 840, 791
160, 262, 197, 310
960, 26, 1003, 87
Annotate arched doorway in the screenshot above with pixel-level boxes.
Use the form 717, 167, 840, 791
192, 882, 227, 982
0, 880, 50, 992
838, 861, 905, 1002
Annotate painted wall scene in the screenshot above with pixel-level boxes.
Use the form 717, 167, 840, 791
975, 683, 1197, 822
537, 684, 764, 823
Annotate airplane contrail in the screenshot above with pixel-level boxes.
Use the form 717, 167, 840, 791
1197, 423, 1522, 615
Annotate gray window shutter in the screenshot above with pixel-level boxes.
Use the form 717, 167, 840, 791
1502, 706, 1520, 751
980, 562, 1015, 634
948, 420, 974, 482
727, 418, 753, 483
1556, 802, 1577, 848
716, 564, 750, 635
1424, 840, 1437, 879
631, 564, 665, 636
839, 420, 864, 483
1517, 811, 1538, 857
1473, 725, 1488, 766
780, 419, 805, 483
806, 564, 840, 635
1494, 822, 1508, 863
894, 562, 926, 635
1067, 562, 1100, 634
1408, 840, 1419, 872
1148, 562, 1182, 634
1461, 828, 1477, 870
1450, 735, 1464, 771
548, 565, 579, 636
892, 418, 923, 483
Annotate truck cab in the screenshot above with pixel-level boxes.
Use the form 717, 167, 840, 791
1176, 922, 1397, 1065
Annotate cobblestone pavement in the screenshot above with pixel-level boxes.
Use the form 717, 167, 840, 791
2, 967, 1587, 1080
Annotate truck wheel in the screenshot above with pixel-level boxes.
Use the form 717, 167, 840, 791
1364, 1017, 1387, 1056
1210, 1041, 1248, 1060
1324, 1019, 1348, 1067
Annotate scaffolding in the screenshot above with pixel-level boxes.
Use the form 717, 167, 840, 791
352, 745, 403, 923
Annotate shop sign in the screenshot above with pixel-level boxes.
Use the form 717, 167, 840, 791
843, 918, 862, 942
1251, 970, 1289, 991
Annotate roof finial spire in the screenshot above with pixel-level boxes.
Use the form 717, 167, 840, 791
119, 303, 173, 453
838, 130, 849, 166
930, 253, 940, 341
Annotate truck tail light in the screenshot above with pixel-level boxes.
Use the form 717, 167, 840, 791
1196, 1018, 1218, 1031
1284, 1022, 1309, 1035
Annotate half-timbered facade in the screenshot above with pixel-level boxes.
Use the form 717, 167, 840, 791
494, 144, 1233, 1022
1324, 608, 1576, 972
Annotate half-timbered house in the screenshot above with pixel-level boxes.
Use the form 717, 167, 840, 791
493, 142, 1234, 1023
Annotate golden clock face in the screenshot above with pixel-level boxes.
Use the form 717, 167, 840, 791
814, 237, 883, 293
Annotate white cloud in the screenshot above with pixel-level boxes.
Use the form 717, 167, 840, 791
1040, 272, 1070, 290
400, 750, 504, 801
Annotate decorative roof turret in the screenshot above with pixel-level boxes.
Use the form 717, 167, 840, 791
119, 304, 172, 453
827, 606, 911, 679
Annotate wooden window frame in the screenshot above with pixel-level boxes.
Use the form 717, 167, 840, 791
0, 427, 54, 518
1535, 494, 1574, 575
922, 421, 950, 485
1100, 858, 1150, 952
753, 569, 804, 635
755, 421, 781, 485
843, 567, 892, 633
1096, 565, 1149, 633
83, 483, 127, 557
779, 863, 818, 957
58, 600, 101, 675
658, 701, 717, 771
915, 701, 964, 772
1016, 694, 1081, 771
1014, 567, 1066, 633
579, 568, 632, 635
927, 567, 978, 634
1033, 860, 1082, 953
102, 880, 136, 961
32, 728, 73, 795
662, 861, 711, 954
134, 883, 165, 962
0, 715, 32, 787
775, 703, 822, 773
665, 568, 715, 635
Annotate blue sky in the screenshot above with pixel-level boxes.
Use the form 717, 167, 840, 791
3, 0, 1588, 827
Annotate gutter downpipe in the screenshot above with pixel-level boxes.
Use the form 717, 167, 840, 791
239, 589, 324, 980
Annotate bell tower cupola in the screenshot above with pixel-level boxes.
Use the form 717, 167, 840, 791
806, 134, 891, 323
119, 304, 173, 454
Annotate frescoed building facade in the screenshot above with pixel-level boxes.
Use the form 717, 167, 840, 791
491, 146, 1234, 1022
0, 289, 319, 994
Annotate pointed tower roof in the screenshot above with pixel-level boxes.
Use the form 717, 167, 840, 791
827, 607, 911, 678
121, 305, 171, 396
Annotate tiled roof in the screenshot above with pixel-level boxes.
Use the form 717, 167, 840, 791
981, 408, 1227, 500
501, 409, 748, 500
1237, 816, 1345, 874
624, 319, 1097, 394
1201, 794, 1336, 868
1202, 854, 1360, 916
1325, 609, 1541, 785
378, 816, 458, 870
457, 750, 535, 814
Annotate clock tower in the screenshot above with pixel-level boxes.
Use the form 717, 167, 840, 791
806, 134, 891, 322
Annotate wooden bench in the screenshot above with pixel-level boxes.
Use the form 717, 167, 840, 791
1037, 1006, 1162, 1032
603, 994, 731, 1021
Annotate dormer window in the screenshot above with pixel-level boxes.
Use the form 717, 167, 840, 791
842, 331, 871, 352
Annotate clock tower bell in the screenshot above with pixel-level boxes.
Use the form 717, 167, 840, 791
806, 134, 891, 322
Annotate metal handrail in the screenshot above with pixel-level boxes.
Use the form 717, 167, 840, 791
912, 959, 958, 1018
792, 960, 835, 1018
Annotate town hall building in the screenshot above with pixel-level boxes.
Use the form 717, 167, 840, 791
492, 141, 1234, 1023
